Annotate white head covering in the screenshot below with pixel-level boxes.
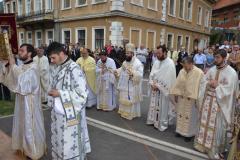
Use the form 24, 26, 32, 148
126, 43, 135, 53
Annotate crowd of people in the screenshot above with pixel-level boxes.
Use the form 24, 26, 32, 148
0, 39, 239, 160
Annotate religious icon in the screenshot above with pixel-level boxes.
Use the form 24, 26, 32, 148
0, 32, 12, 60
0, 25, 11, 39
0, 14, 18, 55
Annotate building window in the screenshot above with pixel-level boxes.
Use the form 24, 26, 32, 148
46, 29, 54, 45
17, 0, 23, 16
12, 1, 16, 13
27, 32, 32, 44
46, 0, 53, 10
234, 15, 238, 20
234, 15, 240, 20
169, 0, 176, 16
62, 29, 71, 44
6, 3, 11, 13
205, 10, 209, 27
130, 28, 141, 48
177, 35, 183, 51
185, 36, 190, 52
148, 0, 157, 10
92, 0, 107, 5
35, 31, 42, 48
186, 0, 192, 21
130, 0, 143, 7
76, 29, 86, 47
25, 0, 31, 15
179, 0, 184, 19
199, 39, 206, 49
35, 0, 42, 12
62, 0, 71, 9
167, 33, 174, 49
77, 0, 87, 6
146, 30, 156, 50
94, 28, 104, 50
197, 6, 203, 25
212, 19, 217, 25
19, 32, 25, 46
224, 17, 229, 24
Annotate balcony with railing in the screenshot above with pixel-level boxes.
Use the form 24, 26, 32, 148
16, 9, 54, 25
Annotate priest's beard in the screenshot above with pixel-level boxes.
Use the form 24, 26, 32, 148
19, 54, 28, 61
215, 60, 225, 67
157, 55, 166, 61
126, 56, 132, 62
101, 59, 107, 63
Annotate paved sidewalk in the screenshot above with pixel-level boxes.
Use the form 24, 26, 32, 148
0, 130, 22, 160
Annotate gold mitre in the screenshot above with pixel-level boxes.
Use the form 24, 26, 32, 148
126, 43, 135, 52
80, 47, 84, 52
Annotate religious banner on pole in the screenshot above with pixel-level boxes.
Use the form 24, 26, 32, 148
0, 13, 18, 59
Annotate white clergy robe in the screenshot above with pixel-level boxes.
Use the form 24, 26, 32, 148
33, 55, 50, 102
0, 61, 46, 159
96, 58, 117, 111
170, 66, 204, 137
194, 65, 239, 159
147, 57, 176, 131
116, 57, 143, 120
48, 58, 91, 160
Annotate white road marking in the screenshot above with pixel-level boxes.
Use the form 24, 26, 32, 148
143, 79, 149, 82
0, 114, 14, 119
0, 108, 49, 119
87, 117, 208, 160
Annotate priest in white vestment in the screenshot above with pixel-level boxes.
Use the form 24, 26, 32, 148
33, 46, 50, 103
0, 44, 46, 159
194, 49, 239, 160
170, 57, 204, 141
147, 45, 176, 131
47, 42, 91, 160
96, 50, 117, 111
114, 43, 143, 120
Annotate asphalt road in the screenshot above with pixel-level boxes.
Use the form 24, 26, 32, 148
0, 109, 190, 160
0, 79, 200, 160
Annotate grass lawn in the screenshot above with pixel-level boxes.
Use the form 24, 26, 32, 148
0, 100, 15, 117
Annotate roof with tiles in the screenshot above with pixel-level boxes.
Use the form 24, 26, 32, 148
213, 0, 240, 10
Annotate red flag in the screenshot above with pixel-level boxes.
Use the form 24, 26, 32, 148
0, 13, 18, 54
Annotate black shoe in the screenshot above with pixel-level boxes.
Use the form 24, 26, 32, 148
184, 137, 192, 142
175, 133, 181, 137
26, 156, 32, 160
42, 101, 48, 105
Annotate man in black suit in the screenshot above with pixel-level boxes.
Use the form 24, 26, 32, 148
70, 44, 81, 62
176, 46, 188, 76
0, 83, 11, 101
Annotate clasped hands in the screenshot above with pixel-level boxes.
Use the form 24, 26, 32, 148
48, 89, 60, 97
127, 68, 133, 79
113, 67, 133, 78
100, 64, 107, 74
208, 79, 218, 89
151, 81, 159, 92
